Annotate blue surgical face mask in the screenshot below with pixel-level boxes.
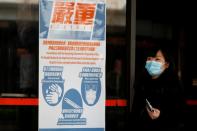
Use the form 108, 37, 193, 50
145, 61, 164, 77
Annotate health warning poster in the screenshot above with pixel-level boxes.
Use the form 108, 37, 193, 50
39, 0, 106, 131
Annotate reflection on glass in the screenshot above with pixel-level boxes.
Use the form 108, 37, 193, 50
0, 1, 38, 96
107, 58, 126, 98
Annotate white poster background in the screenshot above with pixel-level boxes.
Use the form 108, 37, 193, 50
39, 0, 105, 130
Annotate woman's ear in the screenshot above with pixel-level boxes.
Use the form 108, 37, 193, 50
164, 62, 169, 69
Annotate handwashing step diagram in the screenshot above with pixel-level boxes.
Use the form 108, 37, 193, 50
42, 66, 103, 126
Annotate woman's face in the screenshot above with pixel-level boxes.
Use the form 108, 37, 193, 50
146, 50, 169, 78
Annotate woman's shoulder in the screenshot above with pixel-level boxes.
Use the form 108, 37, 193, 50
162, 73, 184, 94
160, 70, 179, 82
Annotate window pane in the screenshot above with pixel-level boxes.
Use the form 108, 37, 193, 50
0, 0, 38, 96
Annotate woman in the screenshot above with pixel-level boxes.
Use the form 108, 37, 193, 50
132, 46, 185, 131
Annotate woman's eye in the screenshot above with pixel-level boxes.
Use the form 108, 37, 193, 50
147, 57, 152, 60
155, 58, 160, 61
156, 59, 165, 63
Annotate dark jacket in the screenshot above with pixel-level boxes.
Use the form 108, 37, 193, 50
132, 70, 185, 131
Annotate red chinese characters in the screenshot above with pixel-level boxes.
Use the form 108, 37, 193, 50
52, 2, 96, 25
52, 2, 74, 24
74, 3, 96, 25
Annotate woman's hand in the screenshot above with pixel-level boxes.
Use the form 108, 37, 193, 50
146, 107, 160, 120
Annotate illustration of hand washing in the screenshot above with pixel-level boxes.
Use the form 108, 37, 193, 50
85, 84, 97, 105
45, 84, 62, 105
